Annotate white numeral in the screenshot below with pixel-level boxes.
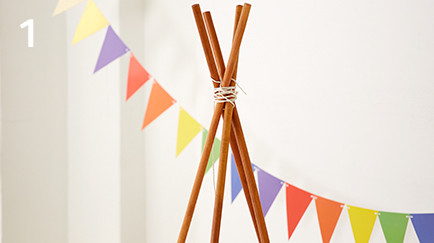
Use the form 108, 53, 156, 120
20, 19, 34, 48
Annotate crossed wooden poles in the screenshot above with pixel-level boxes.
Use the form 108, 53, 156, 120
178, 3, 270, 243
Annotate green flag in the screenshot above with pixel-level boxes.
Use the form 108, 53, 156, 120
201, 129, 221, 173
378, 211, 409, 243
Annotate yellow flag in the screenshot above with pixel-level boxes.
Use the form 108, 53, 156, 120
176, 107, 203, 157
52, 0, 85, 16
347, 205, 378, 243
72, 0, 109, 44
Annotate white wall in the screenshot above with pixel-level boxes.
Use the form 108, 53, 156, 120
141, 0, 434, 242
66, 1, 121, 243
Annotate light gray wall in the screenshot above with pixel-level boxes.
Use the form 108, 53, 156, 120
0, 0, 67, 242
119, 1, 146, 243
66, 1, 121, 243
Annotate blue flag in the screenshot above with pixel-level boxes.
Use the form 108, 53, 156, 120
231, 153, 242, 203
411, 213, 434, 243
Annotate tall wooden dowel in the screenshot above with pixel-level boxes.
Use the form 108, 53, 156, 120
210, 4, 251, 242
232, 109, 270, 243
204, 10, 270, 243
203, 9, 262, 241
178, 4, 251, 242
177, 5, 225, 243
210, 102, 234, 243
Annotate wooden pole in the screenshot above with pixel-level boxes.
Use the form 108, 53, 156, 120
177, 5, 224, 243
210, 5, 251, 242
203, 9, 262, 241
203, 10, 270, 243
177, 4, 251, 242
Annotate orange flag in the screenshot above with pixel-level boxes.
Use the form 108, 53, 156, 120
315, 196, 344, 243
142, 80, 176, 129
126, 53, 152, 100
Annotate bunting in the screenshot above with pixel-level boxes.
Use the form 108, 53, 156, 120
231, 157, 256, 203
315, 196, 344, 243
258, 168, 284, 217
378, 211, 409, 243
72, 0, 109, 44
142, 80, 176, 129
411, 213, 434, 243
54, 2, 434, 241
126, 53, 152, 100
347, 205, 378, 243
52, 0, 84, 16
285, 183, 313, 240
201, 129, 221, 173
176, 107, 203, 156
231, 153, 242, 203
94, 26, 130, 73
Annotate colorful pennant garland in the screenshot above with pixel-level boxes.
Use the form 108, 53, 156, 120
72, 0, 109, 44
55, 2, 434, 242
230, 153, 243, 203
257, 168, 284, 216
52, 0, 84, 16
201, 129, 221, 173
94, 26, 130, 73
378, 211, 409, 243
176, 107, 203, 156
411, 213, 434, 243
142, 80, 176, 129
285, 183, 313, 240
315, 196, 344, 243
347, 205, 378, 243
126, 53, 152, 100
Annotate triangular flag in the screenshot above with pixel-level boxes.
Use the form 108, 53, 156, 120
231, 156, 256, 203
347, 205, 378, 243
126, 53, 152, 100
176, 107, 203, 156
201, 129, 221, 173
94, 26, 130, 73
52, 0, 84, 16
72, 0, 109, 44
378, 211, 409, 243
142, 80, 176, 129
231, 153, 242, 203
411, 213, 434, 243
286, 183, 313, 239
315, 196, 344, 243
257, 169, 283, 217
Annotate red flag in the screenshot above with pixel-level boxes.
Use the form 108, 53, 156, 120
142, 80, 176, 129
286, 183, 313, 240
315, 196, 344, 243
126, 53, 152, 100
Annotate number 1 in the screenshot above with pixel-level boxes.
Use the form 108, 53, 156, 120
20, 19, 34, 48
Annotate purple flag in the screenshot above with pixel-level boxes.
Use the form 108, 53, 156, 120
94, 25, 130, 73
258, 168, 284, 216
231, 153, 242, 203
411, 213, 434, 242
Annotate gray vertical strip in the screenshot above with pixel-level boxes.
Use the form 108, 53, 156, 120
119, 1, 146, 243
0, 0, 67, 242
0, 16, 2, 243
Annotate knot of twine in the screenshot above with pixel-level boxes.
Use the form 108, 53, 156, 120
213, 86, 238, 107
211, 77, 246, 107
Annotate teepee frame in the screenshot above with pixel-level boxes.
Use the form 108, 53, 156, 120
178, 4, 270, 243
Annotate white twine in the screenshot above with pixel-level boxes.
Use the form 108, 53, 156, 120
214, 86, 238, 107
211, 77, 247, 95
